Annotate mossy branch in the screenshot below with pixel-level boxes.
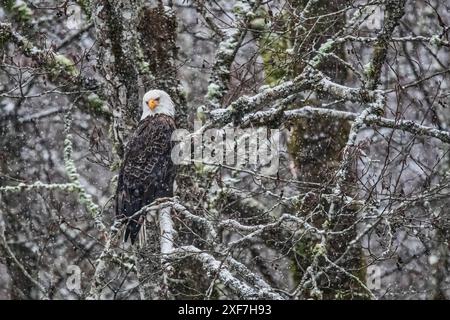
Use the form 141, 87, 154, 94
63, 110, 105, 232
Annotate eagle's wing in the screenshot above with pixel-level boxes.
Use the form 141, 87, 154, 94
116, 115, 176, 243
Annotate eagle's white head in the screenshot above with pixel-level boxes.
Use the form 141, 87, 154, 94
141, 89, 175, 120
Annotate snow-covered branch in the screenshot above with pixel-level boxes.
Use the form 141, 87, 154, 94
205, 0, 261, 108
242, 106, 450, 144
170, 246, 285, 299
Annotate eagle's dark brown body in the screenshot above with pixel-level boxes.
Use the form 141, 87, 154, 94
116, 114, 176, 243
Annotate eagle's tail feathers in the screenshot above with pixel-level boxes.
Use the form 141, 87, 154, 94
127, 215, 146, 247
138, 222, 147, 248
124, 223, 132, 243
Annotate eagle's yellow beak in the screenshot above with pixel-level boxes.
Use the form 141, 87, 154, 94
148, 99, 159, 110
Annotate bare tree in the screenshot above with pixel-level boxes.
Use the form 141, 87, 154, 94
0, 0, 449, 300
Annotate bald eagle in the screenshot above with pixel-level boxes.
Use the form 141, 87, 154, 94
116, 89, 177, 244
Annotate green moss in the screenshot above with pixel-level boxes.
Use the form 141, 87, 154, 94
260, 35, 291, 86
319, 39, 334, 52
87, 93, 105, 111
21, 39, 34, 55
253, 7, 291, 85
365, 44, 384, 79
312, 242, 326, 255
12, 1, 33, 23
196, 105, 207, 122
233, 1, 251, 15
0, 24, 11, 48
2, 0, 15, 10
178, 87, 188, 100
50, 54, 79, 77
206, 83, 222, 101
140, 61, 150, 73
290, 239, 316, 285
310, 39, 335, 67
76, 0, 92, 18
136, 46, 150, 73
429, 35, 442, 47
109, 159, 121, 174
364, 62, 375, 79
249, 17, 266, 31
